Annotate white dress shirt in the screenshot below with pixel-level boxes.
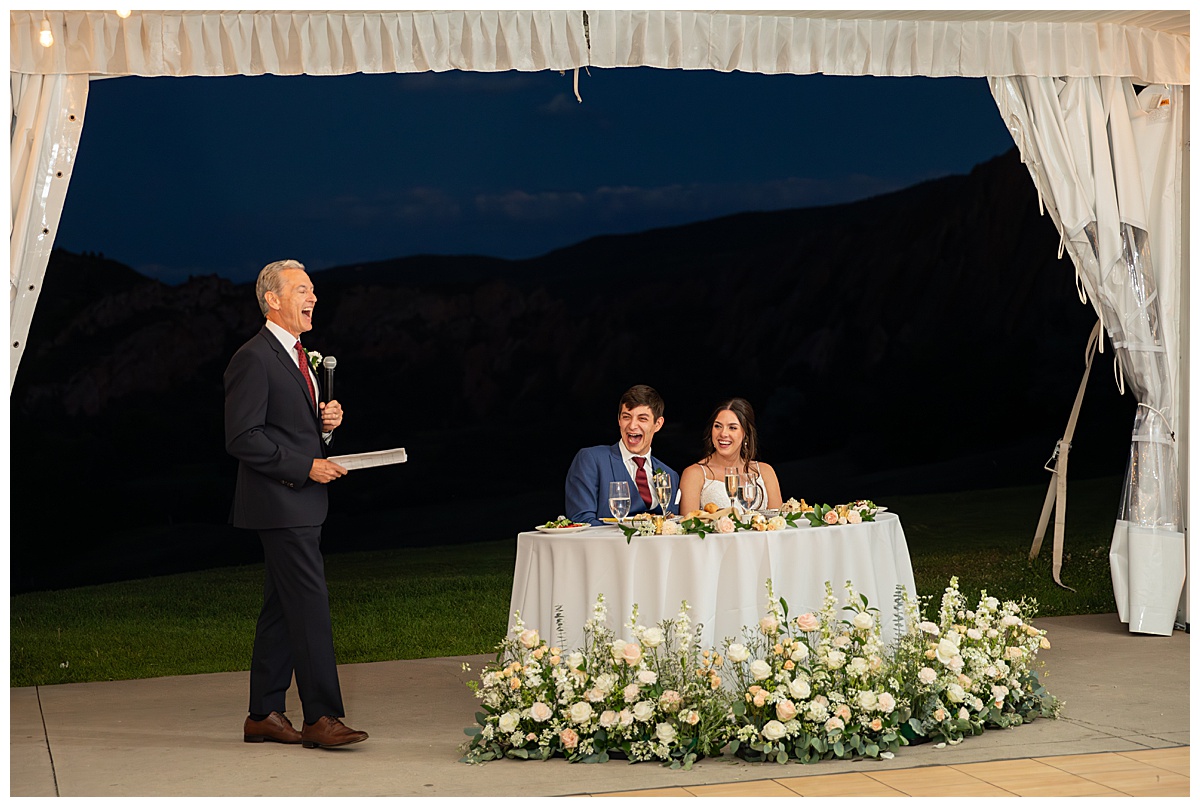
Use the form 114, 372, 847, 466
618, 441, 659, 509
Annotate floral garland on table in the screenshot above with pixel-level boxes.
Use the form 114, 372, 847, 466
617, 497, 877, 541
460, 578, 1061, 766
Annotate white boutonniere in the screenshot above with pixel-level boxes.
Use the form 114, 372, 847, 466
304, 349, 323, 371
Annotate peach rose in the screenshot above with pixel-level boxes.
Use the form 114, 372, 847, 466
823, 510, 840, 524
715, 516, 736, 533
560, 727, 579, 749
776, 699, 798, 721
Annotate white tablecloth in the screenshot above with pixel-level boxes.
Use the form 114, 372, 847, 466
508, 512, 918, 652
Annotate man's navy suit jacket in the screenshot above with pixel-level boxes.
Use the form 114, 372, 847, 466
224, 326, 329, 530
564, 443, 679, 526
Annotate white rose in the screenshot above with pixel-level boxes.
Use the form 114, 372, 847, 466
584, 688, 605, 703
877, 692, 897, 713
936, 638, 960, 665
918, 666, 937, 684
599, 710, 618, 728
632, 700, 656, 722
593, 673, 616, 694
498, 711, 519, 733
641, 627, 664, 648
762, 720, 787, 742
566, 652, 584, 670
790, 642, 810, 662
833, 634, 852, 649
529, 701, 553, 722
944, 630, 962, 647
568, 701, 594, 724
947, 656, 965, 673
857, 690, 878, 711
853, 611, 874, 630
618, 709, 634, 727
788, 677, 812, 700
655, 722, 677, 743
919, 621, 940, 635
609, 639, 627, 660
959, 707, 971, 721
984, 597, 1000, 610
660, 519, 682, 535
805, 700, 829, 722
966, 628, 983, 641
519, 629, 540, 648
825, 650, 846, 670
760, 615, 780, 635
622, 683, 640, 703
636, 669, 658, 686
1001, 615, 1021, 628
749, 659, 772, 681
946, 683, 966, 703
847, 657, 870, 676
727, 643, 750, 663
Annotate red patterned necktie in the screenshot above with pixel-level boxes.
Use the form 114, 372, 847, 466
632, 456, 653, 507
294, 340, 316, 406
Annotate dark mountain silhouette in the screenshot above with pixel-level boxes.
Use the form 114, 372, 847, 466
10, 148, 1135, 593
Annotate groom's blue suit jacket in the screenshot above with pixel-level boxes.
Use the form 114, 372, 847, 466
564, 443, 680, 526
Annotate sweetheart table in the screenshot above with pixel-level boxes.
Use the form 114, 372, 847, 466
508, 512, 918, 652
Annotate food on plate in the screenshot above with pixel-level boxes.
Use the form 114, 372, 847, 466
779, 497, 814, 515
541, 516, 588, 529
703, 502, 720, 514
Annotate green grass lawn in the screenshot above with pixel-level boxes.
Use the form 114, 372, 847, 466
10, 478, 1122, 688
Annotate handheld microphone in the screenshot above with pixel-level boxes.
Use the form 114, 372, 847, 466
322, 355, 337, 403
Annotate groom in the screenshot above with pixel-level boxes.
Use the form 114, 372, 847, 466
565, 385, 680, 525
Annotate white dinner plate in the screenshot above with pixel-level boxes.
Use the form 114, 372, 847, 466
535, 524, 590, 534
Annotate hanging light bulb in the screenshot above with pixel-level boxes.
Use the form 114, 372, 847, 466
116, 10, 131, 18
39, 19, 54, 48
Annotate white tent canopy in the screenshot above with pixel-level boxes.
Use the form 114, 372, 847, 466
9, 9, 1190, 633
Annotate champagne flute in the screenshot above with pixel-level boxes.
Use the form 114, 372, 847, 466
608, 480, 631, 526
724, 466, 741, 511
654, 472, 673, 517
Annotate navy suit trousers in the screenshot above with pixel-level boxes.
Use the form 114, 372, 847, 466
249, 525, 344, 723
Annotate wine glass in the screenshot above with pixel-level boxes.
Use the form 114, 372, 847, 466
608, 480, 631, 526
654, 473, 673, 517
741, 478, 761, 513
724, 466, 741, 510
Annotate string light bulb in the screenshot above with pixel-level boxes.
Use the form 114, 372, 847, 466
116, 10, 131, 18
39, 19, 54, 48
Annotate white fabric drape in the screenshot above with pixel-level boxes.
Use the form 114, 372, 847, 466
10, 72, 88, 390
9, 10, 589, 76
989, 76, 1185, 635
584, 11, 1189, 84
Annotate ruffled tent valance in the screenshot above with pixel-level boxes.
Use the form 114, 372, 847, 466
588, 11, 1189, 84
10, 11, 1190, 84
10, 10, 590, 76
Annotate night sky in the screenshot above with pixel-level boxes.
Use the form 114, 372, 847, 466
58, 68, 1017, 282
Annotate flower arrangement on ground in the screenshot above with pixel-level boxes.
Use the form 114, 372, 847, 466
722, 580, 907, 763
461, 577, 1059, 766
892, 576, 1062, 745
460, 595, 733, 768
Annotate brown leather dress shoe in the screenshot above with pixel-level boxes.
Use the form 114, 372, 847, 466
301, 716, 369, 748
243, 712, 302, 744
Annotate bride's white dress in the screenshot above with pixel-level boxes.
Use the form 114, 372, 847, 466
697, 463, 768, 510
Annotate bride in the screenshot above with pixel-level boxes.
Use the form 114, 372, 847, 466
678, 398, 783, 515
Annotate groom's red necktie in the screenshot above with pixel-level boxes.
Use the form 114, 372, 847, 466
632, 456, 653, 508
294, 340, 316, 407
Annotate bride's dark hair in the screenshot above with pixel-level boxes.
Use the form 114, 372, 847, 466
701, 398, 760, 467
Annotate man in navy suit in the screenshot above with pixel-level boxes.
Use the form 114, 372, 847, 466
564, 385, 680, 525
224, 259, 367, 750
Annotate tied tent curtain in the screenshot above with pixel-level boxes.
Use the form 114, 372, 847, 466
989, 75, 1184, 635
10, 72, 88, 389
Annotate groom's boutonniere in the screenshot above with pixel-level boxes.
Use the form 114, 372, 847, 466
304, 349, 323, 372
